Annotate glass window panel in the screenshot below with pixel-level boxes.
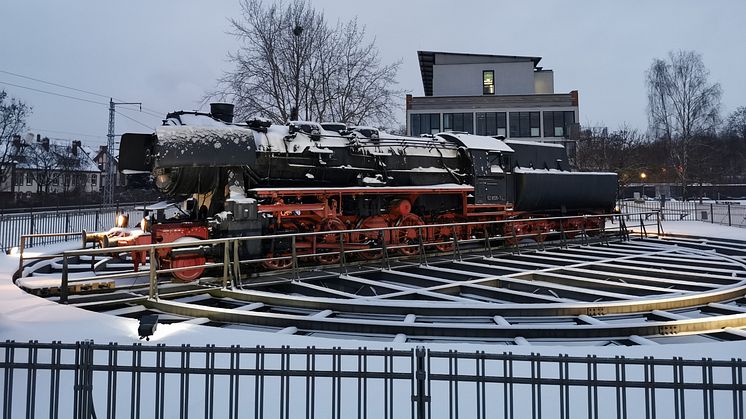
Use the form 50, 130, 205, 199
509, 113, 520, 137
483, 71, 494, 95
431, 114, 440, 133
519, 113, 530, 137
543, 111, 553, 137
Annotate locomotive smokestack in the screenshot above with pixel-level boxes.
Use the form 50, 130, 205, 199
210, 103, 234, 123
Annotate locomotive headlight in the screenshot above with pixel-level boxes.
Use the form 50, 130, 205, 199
115, 213, 129, 228
155, 173, 172, 188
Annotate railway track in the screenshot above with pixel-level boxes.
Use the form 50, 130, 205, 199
18, 233, 746, 346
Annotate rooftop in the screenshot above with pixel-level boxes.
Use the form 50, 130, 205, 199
417, 51, 544, 96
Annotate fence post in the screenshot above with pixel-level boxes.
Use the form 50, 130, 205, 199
656, 211, 662, 237
291, 236, 299, 280
728, 203, 732, 226
29, 210, 34, 247
339, 232, 348, 276
412, 347, 429, 419
60, 254, 69, 304
149, 247, 157, 300
65, 212, 70, 241
710, 204, 714, 224
417, 227, 428, 267
222, 241, 230, 289
232, 239, 241, 288
74, 340, 95, 419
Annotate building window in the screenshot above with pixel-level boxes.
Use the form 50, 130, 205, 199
509, 112, 541, 138
26, 172, 33, 186
15, 172, 23, 186
52, 175, 59, 186
91, 174, 97, 186
543, 111, 576, 138
410, 113, 440, 136
476, 112, 507, 137
443, 113, 474, 133
483, 70, 494, 95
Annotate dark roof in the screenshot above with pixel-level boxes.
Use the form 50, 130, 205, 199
417, 51, 543, 96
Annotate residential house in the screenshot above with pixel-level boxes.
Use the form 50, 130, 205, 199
0, 134, 102, 195
92, 145, 127, 188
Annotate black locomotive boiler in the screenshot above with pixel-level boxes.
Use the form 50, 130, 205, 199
113, 103, 617, 279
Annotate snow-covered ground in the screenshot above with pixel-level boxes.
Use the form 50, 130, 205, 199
2, 220, 746, 418
0, 221, 744, 359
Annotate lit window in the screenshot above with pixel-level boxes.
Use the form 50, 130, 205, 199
483, 71, 495, 95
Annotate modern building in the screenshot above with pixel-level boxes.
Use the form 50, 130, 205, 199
406, 51, 580, 156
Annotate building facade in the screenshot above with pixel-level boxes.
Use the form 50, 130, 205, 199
406, 51, 580, 156
0, 134, 102, 195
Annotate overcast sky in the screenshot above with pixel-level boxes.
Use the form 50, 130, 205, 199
1, 0, 744, 146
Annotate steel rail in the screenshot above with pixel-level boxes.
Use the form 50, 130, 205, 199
141, 298, 746, 339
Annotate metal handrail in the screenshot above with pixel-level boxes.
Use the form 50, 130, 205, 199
16, 211, 663, 303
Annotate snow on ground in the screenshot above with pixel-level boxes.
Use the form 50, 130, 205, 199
657, 220, 746, 240
0, 221, 744, 360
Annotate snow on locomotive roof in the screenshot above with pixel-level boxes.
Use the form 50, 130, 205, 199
168, 113, 230, 128
505, 139, 565, 149
156, 125, 251, 147
436, 133, 514, 152
514, 167, 616, 175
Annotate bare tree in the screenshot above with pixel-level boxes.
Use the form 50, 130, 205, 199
724, 106, 746, 139
646, 50, 721, 199
576, 124, 646, 193
23, 140, 60, 194
213, 0, 403, 126
0, 91, 31, 190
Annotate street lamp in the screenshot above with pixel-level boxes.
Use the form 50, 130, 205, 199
640, 172, 647, 199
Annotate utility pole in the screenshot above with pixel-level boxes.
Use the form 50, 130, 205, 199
104, 98, 141, 205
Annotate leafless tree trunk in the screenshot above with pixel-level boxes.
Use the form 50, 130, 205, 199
211, 0, 403, 127
646, 50, 721, 199
0, 91, 31, 191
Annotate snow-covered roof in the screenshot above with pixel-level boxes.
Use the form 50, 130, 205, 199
7, 139, 101, 172
437, 133, 514, 152
505, 139, 565, 149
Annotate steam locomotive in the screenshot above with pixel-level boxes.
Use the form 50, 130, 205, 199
111, 103, 617, 280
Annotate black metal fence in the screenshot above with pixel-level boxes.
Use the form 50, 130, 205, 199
619, 200, 746, 228
1, 203, 152, 253
1, 340, 743, 419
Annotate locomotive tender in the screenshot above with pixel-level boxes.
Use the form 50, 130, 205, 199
114, 103, 617, 280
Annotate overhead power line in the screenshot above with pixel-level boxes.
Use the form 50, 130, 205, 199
0, 69, 112, 100
0, 68, 166, 116
0, 80, 108, 106
114, 110, 154, 130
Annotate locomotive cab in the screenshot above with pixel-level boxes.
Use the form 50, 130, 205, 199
437, 133, 515, 206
